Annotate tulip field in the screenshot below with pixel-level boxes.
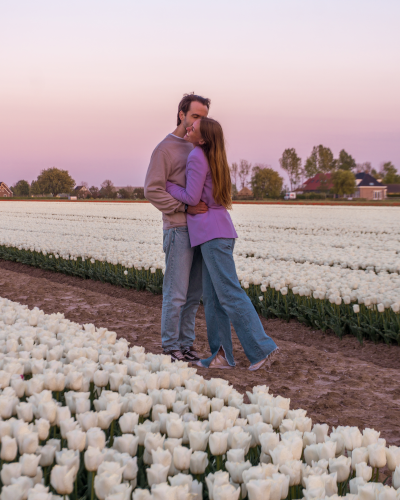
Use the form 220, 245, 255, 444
0, 202, 399, 345
0, 295, 399, 500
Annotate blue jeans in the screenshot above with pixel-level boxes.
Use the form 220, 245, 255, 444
161, 227, 203, 351
200, 238, 277, 366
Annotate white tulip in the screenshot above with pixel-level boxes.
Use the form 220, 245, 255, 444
1, 463, 22, 486
119, 412, 139, 433
386, 446, 400, 471
56, 449, 80, 475
18, 432, 39, 454
50, 465, 76, 495
86, 427, 106, 450
55, 406, 71, 426
66, 429, 86, 452
190, 396, 211, 419
146, 463, 169, 486
227, 449, 245, 463
246, 479, 272, 500
231, 431, 252, 455
213, 483, 240, 500
356, 462, 373, 482
392, 465, 400, 489
173, 445, 192, 471
189, 430, 210, 452
166, 417, 184, 439
19, 453, 41, 477
352, 446, 369, 467
209, 432, 228, 456
226, 460, 252, 484
84, 446, 104, 471
94, 471, 123, 500
113, 434, 139, 456
0, 436, 18, 461
279, 459, 302, 486
190, 451, 208, 475
270, 443, 294, 465
362, 428, 380, 447
329, 456, 351, 482
368, 443, 387, 468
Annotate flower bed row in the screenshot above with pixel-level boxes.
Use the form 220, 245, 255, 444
0, 296, 399, 500
1, 245, 399, 346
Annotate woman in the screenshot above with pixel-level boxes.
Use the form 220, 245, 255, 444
166, 117, 278, 371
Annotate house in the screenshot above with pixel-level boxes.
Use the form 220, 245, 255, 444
0, 182, 13, 198
237, 187, 254, 199
73, 186, 92, 199
354, 173, 387, 200
386, 184, 400, 196
296, 173, 333, 194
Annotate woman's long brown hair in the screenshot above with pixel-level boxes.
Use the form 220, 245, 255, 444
199, 118, 232, 209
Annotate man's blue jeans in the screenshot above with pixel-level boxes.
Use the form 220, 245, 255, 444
200, 238, 277, 366
161, 226, 202, 352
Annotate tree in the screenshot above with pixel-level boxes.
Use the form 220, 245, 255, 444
11, 180, 30, 197
337, 150, 356, 171
30, 180, 42, 196
356, 162, 372, 174
251, 167, 283, 199
35, 167, 75, 196
304, 145, 336, 178
118, 186, 135, 199
332, 170, 356, 196
380, 162, 400, 184
230, 162, 238, 188
279, 148, 302, 190
89, 186, 100, 198
238, 159, 252, 189
99, 180, 117, 199
133, 187, 145, 199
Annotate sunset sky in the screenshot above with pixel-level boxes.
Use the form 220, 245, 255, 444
1, 0, 399, 188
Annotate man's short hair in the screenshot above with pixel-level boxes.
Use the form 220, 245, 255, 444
177, 93, 211, 126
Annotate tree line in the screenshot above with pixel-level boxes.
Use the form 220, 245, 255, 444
230, 147, 399, 199
10, 168, 145, 200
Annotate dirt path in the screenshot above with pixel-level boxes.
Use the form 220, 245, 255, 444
1, 259, 399, 445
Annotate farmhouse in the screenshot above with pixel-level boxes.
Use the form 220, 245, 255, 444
354, 172, 387, 200
0, 182, 13, 198
237, 187, 254, 199
297, 173, 334, 194
73, 186, 92, 199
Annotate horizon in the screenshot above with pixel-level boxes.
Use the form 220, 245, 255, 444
1, 0, 399, 187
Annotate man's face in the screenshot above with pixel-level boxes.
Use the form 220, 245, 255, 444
179, 101, 209, 129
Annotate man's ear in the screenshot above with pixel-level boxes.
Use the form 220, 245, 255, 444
179, 110, 185, 124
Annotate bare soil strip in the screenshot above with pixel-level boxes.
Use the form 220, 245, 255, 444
1, 259, 399, 445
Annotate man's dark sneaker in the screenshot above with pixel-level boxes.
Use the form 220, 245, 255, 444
181, 347, 200, 361
164, 350, 186, 362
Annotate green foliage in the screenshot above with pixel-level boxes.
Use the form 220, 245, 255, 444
337, 150, 356, 171
251, 167, 283, 199
11, 180, 30, 197
35, 167, 75, 196
100, 180, 117, 199
381, 162, 400, 184
279, 148, 302, 190
332, 170, 356, 196
133, 187, 145, 200
89, 186, 100, 198
305, 145, 336, 178
296, 192, 327, 200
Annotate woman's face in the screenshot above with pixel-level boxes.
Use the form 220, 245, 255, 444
184, 119, 205, 145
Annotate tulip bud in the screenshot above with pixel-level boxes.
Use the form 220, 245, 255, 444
386, 446, 400, 472
368, 443, 387, 468
209, 432, 228, 456
189, 430, 210, 452
356, 462, 373, 482
226, 460, 252, 484
50, 465, 76, 495
20, 453, 41, 477
113, 434, 139, 456
329, 456, 351, 482
0, 436, 18, 461
146, 463, 169, 487
66, 429, 86, 452
231, 431, 252, 456
190, 451, 208, 475
166, 417, 184, 439
119, 412, 139, 433
86, 427, 106, 450
94, 471, 123, 500
18, 432, 39, 455
38, 444, 56, 467
173, 446, 192, 471
84, 446, 104, 472
152, 447, 172, 468
35, 418, 51, 441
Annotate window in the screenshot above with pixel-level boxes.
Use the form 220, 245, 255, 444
373, 191, 382, 200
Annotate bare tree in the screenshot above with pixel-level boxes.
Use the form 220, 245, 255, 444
238, 159, 252, 189
230, 162, 238, 187
80, 181, 89, 188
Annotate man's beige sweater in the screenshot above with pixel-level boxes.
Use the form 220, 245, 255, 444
144, 134, 193, 230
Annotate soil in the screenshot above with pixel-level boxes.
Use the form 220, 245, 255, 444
1, 259, 399, 446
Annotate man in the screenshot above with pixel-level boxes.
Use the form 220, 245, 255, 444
144, 93, 210, 362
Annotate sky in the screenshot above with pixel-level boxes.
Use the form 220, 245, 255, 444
1, 0, 400, 188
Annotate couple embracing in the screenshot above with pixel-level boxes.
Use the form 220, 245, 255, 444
144, 94, 278, 371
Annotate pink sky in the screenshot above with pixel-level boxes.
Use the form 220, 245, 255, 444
1, 0, 399, 188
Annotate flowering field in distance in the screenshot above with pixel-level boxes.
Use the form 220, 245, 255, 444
0, 295, 399, 500
0, 202, 399, 344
